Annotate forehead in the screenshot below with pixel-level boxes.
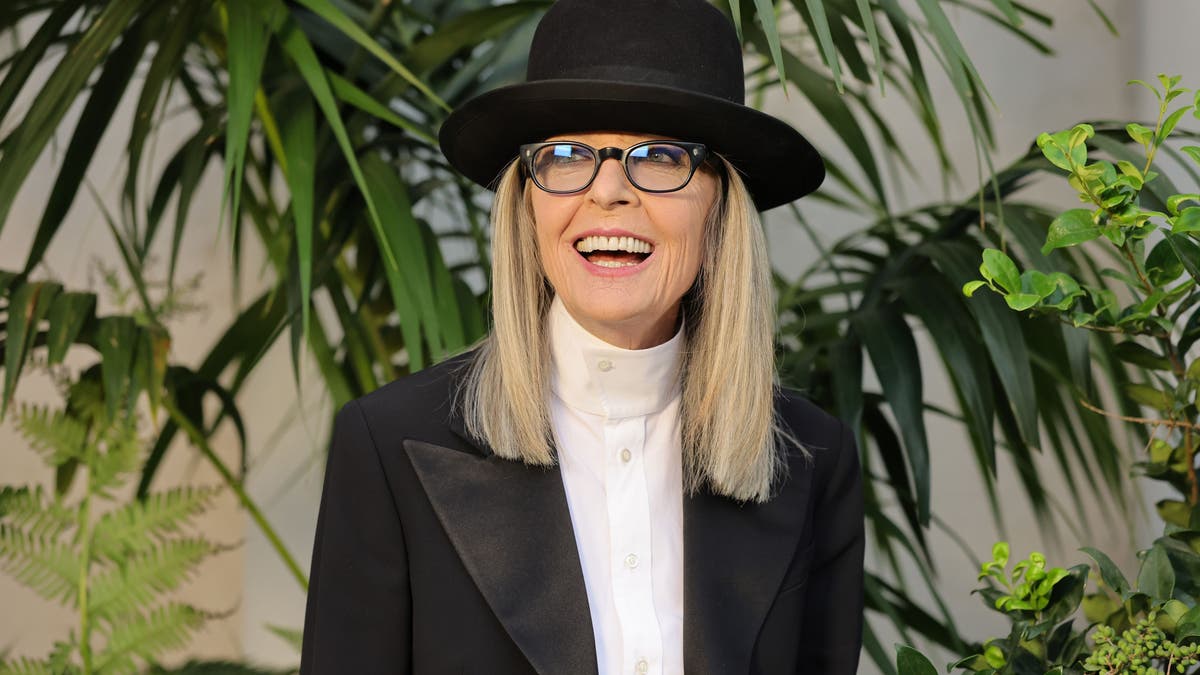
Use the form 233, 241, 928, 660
542, 131, 683, 146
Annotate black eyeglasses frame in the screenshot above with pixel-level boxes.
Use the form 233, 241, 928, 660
518, 140, 711, 194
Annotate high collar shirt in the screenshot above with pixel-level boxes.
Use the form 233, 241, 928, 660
547, 295, 685, 675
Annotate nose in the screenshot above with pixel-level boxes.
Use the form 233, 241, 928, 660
586, 156, 640, 209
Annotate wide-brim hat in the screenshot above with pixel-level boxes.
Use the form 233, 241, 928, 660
438, 0, 825, 212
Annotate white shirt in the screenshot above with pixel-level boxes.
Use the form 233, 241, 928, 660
547, 295, 685, 675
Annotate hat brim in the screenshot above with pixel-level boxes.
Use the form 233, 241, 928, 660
439, 79, 824, 212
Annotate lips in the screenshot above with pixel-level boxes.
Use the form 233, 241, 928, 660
574, 234, 654, 268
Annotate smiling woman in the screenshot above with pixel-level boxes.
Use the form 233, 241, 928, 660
530, 133, 716, 349
299, 1, 863, 673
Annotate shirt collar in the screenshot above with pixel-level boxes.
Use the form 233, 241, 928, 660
548, 295, 684, 419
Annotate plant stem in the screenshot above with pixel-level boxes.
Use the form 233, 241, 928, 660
163, 397, 309, 591
1079, 397, 1200, 431
77, 462, 94, 673
1188, 427, 1198, 505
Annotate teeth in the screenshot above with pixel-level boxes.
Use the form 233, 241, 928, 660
574, 235, 654, 254
592, 259, 640, 268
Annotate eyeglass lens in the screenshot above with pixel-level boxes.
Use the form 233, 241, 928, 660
530, 142, 697, 192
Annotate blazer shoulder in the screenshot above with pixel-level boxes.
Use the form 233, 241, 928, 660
775, 386, 846, 453
347, 348, 479, 450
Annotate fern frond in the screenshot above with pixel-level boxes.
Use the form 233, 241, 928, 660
0, 524, 82, 606
89, 416, 142, 498
91, 486, 218, 563
94, 603, 204, 673
0, 657, 55, 675
12, 404, 88, 467
0, 486, 76, 539
45, 641, 75, 674
89, 539, 211, 620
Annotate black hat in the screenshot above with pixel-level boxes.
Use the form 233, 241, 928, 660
438, 0, 825, 212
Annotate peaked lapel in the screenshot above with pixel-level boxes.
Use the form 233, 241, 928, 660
404, 433, 599, 675
683, 454, 815, 673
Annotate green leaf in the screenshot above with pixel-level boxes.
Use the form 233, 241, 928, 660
900, 271, 997, 482
980, 248, 1021, 294
279, 90, 316, 359
1127, 122, 1155, 149
1042, 209, 1100, 254
44, 292, 95, 366
802, 0, 841, 92
962, 279, 987, 297
21, 8, 147, 273
855, 305, 930, 524
222, 0, 271, 238
1081, 546, 1131, 596
3, 281, 62, 417
853, 0, 885, 92
1037, 127, 1087, 171
1172, 207, 1200, 234
984, 0, 1022, 26
1177, 604, 1200, 640
0, 0, 141, 239
1182, 146, 1200, 166
406, 2, 546, 76
1113, 342, 1171, 371
0, 0, 84, 125
271, 8, 422, 367
752, 0, 788, 91
96, 316, 137, 421
1124, 383, 1172, 412
1158, 500, 1191, 528
1136, 544, 1175, 604
327, 71, 435, 144
1167, 194, 1200, 215
1160, 105, 1191, 143
894, 645, 938, 675
1004, 294, 1040, 311
930, 242, 1039, 445
1146, 237, 1185, 285
291, 0, 449, 110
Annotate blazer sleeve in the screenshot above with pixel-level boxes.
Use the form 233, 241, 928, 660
300, 400, 412, 675
796, 420, 865, 673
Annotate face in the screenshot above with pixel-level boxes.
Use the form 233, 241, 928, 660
530, 131, 719, 350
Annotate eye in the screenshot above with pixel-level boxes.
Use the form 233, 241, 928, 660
631, 144, 687, 166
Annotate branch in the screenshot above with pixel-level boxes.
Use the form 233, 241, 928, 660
1078, 397, 1200, 431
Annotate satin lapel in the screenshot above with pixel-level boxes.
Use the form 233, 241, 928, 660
403, 439, 599, 675
683, 457, 814, 673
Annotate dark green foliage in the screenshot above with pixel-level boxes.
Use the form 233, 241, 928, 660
0, 1, 1122, 672
898, 77, 1200, 675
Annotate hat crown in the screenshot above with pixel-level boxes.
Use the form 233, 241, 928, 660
526, 0, 745, 104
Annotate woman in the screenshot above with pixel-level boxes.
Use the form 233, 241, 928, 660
299, 1, 863, 673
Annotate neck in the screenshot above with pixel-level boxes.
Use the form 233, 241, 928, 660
561, 304, 681, 350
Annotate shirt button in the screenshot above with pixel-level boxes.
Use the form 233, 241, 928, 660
635, 658, 649, 674
624, 553, 639, 569
597, 359, 614, 372
620, 448, 632, 463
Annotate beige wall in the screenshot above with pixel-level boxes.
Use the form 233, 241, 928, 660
1, 1, 1197, 671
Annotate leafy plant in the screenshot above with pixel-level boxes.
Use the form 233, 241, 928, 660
0, 1, 1123, 672
0, 377, 222, 675
894, 74, 1200, 675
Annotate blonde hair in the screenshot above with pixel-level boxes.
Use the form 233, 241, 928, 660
460, 158, 794, 503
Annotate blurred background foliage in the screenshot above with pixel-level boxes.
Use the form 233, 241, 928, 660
0, 0, 1141, 672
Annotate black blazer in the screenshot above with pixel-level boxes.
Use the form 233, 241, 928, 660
299, 352, 864, 674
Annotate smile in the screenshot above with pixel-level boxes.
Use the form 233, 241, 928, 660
574, 234, 654, 268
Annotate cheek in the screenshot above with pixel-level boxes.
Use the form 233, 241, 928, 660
530, 194, 573, 279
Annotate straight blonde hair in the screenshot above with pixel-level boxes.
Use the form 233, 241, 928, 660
460, 158, 793, 503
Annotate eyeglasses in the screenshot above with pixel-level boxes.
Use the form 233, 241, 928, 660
519, 140, 710, 194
